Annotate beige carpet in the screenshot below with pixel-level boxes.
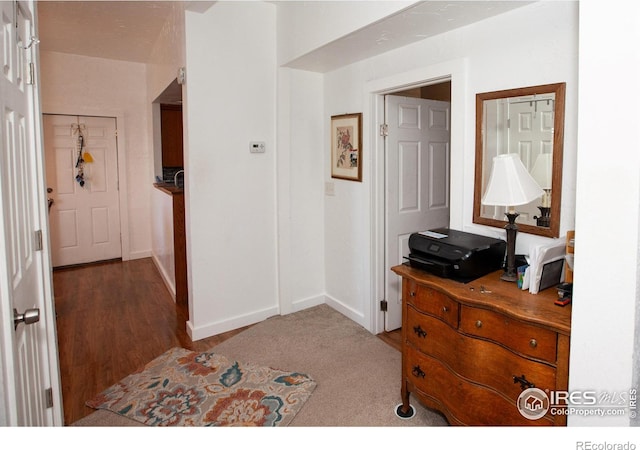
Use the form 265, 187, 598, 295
73, 304, 447, 427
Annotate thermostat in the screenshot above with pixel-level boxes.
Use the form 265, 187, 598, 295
250, 141, 266, 153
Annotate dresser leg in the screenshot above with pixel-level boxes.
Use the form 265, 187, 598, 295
395, 386, 415, 419
395, 402, 415, 419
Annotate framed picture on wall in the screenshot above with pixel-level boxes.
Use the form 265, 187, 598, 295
330, 113, 362, 182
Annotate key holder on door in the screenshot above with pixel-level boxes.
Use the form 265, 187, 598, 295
72, 122, 87, 187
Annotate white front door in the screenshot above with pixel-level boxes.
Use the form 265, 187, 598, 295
384, 95, 451, 331
44, 114, 121, 267
0, 0, 62, 425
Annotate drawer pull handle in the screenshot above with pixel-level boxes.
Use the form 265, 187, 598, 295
442, 306, 448, 313
412, 365, 426, 379
513, 374, 535, 390
410, 291, 416, 297
413, 325, 427, 338
529, 339, 538, 348
475, 320, 483, 328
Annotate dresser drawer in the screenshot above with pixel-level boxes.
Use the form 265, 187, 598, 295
460, 306, 557, 363
405, 280, 459, 327
405, 345, 554, 426
406, 305, 463, 360
407, 305, 557, 402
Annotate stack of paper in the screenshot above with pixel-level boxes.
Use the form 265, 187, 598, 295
523, 238, 566, 294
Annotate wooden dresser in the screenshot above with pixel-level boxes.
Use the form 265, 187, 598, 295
391, 264, 572, 426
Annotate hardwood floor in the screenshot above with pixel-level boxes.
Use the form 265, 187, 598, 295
53, 258, 249, 425
52, 257, 401, 425
377, 328, 401, 352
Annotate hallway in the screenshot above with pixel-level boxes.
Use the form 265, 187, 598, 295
53, 258, 248, 425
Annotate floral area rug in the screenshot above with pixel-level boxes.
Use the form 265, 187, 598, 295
86, 347, 316, 426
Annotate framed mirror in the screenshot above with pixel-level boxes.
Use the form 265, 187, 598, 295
473, 82, 566, 238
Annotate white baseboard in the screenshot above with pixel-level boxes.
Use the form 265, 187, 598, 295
323, 294, 366, 329
291, 294, 325, 312
187, 305, 280, 341
126, 250, 152, 260
151, 254, 176, 301
185, 295, 368, 341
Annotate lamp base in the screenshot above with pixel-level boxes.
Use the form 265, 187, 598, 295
534, 206, 551, 227
502, 212, 519, 282
500, 272, 518, 282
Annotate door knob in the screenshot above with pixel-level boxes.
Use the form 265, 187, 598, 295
13, 308, 40, 330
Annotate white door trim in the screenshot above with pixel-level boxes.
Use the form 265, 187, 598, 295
41, 106, 130, 261
31, 39, 64, 426
365, 58, 468, 334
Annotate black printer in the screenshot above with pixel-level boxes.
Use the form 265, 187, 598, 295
407, 228, 506, 282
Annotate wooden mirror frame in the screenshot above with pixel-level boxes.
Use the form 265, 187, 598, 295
473, 82, 566, 238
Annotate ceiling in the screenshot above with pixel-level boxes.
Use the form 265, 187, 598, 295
37, 1, 182, 63
36, 1, 534, 70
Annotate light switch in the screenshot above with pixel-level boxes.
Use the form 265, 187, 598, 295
250, 141, 266, 153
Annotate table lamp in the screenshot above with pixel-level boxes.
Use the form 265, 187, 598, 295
482, 153, 544, 282
530, 153, 553, 227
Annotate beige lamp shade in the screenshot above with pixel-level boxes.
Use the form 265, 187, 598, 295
482, 153, 544, 207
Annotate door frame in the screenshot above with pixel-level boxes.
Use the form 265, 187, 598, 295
366, 58, 468, 335
42, 108, 130, 262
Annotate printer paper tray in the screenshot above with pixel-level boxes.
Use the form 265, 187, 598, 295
406, 254, 453, 279
405, 253, 500, 283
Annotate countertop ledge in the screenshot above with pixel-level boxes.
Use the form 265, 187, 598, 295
153, 183, 183, 195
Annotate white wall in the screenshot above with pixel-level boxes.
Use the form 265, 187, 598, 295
276, 68, 326, 315
319, 1, 578, 329
150, 188, 176, 299
184, 2, 279, 339
145, 1, 186, 180
146, 2, 186, 102
570, 1, 640, 426
39, 51, 152, 260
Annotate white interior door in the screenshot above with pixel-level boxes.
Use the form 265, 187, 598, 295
507, 99, 554, 223
0, 0, 61, 425
44, 114, 121, 267
384, 95, 451, 331
482, 97, 553, 224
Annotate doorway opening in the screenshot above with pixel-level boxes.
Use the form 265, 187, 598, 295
368, 59, 467, 338
381, 81, 452, 333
